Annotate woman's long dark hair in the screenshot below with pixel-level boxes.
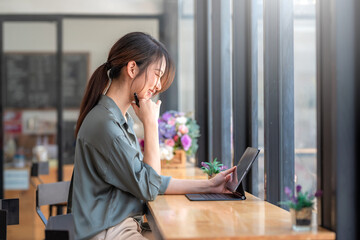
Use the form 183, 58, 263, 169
75, 32, 175, 137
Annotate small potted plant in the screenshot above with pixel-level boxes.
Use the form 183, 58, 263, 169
200, 158, 228, 179
280, 185, 322, 231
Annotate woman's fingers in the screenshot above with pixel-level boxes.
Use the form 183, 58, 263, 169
225, 174, 231, 182
138, 98, 147, 107
131, 103, 138, 111
132, 98, 161, 126
223, 188, 232, 194
222, 166, 237, 176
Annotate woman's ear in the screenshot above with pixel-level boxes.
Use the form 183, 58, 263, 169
126, 61, 138, 79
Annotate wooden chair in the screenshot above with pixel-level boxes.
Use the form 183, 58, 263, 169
30, 161, 49, 186
45, 214, 74, 240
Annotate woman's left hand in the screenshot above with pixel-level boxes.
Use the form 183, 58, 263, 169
209, 166, 237, 193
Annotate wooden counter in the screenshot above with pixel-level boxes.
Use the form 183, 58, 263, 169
147, 166, 335, 240
161, 164, 208, 180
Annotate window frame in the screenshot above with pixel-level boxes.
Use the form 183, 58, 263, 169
263, 0, 295, 205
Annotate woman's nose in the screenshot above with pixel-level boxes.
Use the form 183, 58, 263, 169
156, 79, 162, 91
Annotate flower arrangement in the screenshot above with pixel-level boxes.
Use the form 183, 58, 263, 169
280, 185, 322, 211
200, 158, 227, 178
157, 110, 200, 160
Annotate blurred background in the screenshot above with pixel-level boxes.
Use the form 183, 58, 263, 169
0, 0, 317, 195
1, 0, 358, 239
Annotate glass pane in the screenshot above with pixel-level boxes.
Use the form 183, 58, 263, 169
2, 21, 57, 239
294, 0, 317, 197
257, 0, 265, 200
178, 0, 196, 163
178, 0, 195, 114
3, 21, 57, 168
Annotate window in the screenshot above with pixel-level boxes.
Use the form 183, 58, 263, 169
257, 0, 265, 200
178, 0, 195, 115
2, 22, 57, 191
293, 0, 317, 197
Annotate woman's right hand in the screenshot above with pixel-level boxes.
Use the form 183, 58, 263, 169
131, 98, 162, 127
209, 166, 237, 194
132, 98, 162, 174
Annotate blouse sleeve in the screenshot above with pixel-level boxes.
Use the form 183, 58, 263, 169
103, 135, 171, 201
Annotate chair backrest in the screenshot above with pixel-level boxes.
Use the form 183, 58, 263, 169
45, 213, 74, 240
31, 162, 50, 177
36, 181, 70, 225
0, 198, 20, 240
0, 198, 19, 225
0, 210, 7, 240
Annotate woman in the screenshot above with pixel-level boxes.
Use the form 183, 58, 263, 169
70, 32, 236, 240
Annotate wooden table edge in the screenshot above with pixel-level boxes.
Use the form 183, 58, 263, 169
146, 194, 336, 240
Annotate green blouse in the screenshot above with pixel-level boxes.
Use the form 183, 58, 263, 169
71, 95, 171, 240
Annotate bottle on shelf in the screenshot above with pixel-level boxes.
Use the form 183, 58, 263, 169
13, 147, 25, 168
4, 135, 17, 164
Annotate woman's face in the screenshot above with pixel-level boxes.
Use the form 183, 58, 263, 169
136, 57, 166, 100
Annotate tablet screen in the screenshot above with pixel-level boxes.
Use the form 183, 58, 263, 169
226, 147, 260, 193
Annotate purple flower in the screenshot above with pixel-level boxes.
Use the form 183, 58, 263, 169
220, 165, 228, 171
164, 126, 176, 139
158, 121, 166, 129
162, 112, 173, 122
158, 122, 176, 139
181, 134, 192, 151
315, 190, 323, 198
296, 185, 302, 193
284, 186, 292, 197
158, 118, 165, 124
201, 162, 210, 169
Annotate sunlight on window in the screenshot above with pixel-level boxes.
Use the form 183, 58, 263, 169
293, 0, 317, 198
257, 0, 265, 200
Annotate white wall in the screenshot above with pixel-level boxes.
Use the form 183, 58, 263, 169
0, 0, 163, 15
63, 18, 159, 73
4, 19, 159, 76
4, 22, 57, 52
